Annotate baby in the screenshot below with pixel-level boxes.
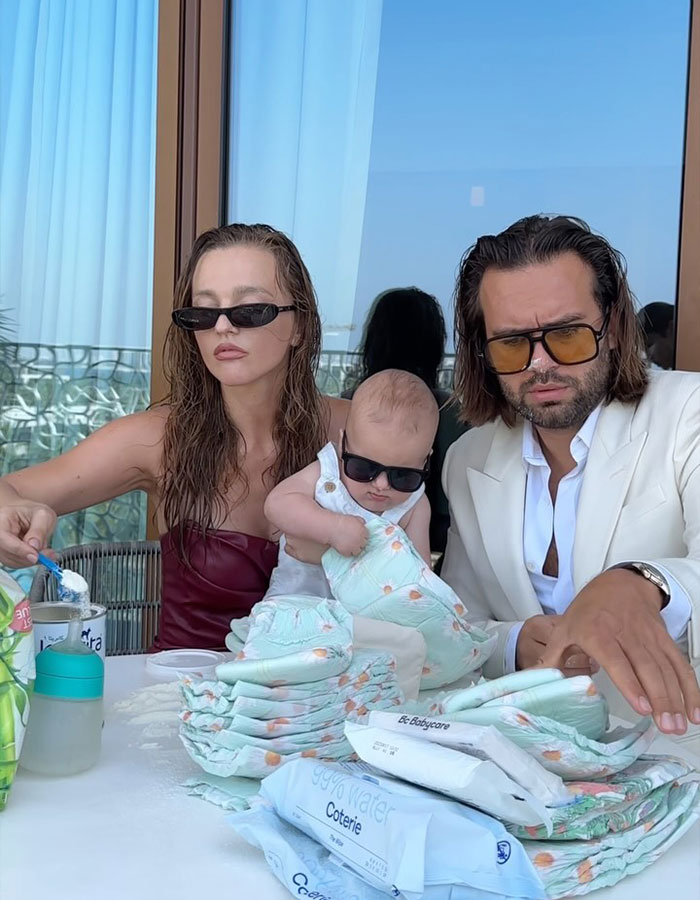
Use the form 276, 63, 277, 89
263, 369, 439, 599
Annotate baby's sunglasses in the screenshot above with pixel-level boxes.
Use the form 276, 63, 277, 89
341, 433, 429, 493
481, 314, 610, 375
172, 303, 295, 332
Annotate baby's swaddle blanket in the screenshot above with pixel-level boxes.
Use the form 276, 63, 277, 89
323, 517, 496, 689
179, 598, 404, 780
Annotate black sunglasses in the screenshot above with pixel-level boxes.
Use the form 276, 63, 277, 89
482, 315, 609, 375
172, 303, 295, 332
341, 433, 429, 493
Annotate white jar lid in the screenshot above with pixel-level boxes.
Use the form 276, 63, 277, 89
145, 649, 224, 681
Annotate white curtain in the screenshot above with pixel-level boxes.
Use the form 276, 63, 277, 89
228, 0, 383, 352
0, 0, 157, 348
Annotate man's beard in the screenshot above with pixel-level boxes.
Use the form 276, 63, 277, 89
500, 347, 611, 430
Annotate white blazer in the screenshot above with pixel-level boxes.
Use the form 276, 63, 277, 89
441, 370, 700, 680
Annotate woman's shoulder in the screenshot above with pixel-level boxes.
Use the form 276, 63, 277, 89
322, 395, 350, 440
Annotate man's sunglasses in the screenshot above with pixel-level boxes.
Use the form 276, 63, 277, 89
172, 303, 295, 332
341, 433, 429, 493
482, 316, 609, 375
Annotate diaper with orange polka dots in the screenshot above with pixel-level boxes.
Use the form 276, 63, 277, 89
509, 754, 697, 842
421, 668, 609, 740
410, 668, 655, 779
180, 728, 355, 778
523, 777, 700, 897
215, 598, 353, 686
322, 516, 496, 689
181, 649, 398, 715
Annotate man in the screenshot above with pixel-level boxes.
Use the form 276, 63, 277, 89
441, 214, 700, 736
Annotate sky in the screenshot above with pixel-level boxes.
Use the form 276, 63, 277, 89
350, 0, 691, 350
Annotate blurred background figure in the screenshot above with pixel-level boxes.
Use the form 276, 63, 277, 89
637, 302, 675, 370
344, 287, 467, 562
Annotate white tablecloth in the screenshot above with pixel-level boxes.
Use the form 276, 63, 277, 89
1, 655, 699, 900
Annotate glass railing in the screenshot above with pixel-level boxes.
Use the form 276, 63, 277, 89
0, 342, 456, 555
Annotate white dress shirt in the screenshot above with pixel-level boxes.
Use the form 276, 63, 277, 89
504, 405, 693, 672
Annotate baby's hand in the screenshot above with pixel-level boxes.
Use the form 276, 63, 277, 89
330, 515, 368, 557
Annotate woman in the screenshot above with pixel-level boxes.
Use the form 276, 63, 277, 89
0, 224, 348, 649
344, 287, 466, 559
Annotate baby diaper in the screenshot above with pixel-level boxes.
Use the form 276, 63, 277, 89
509, 755, 697, 842
525, 780, 700, 897
183, 772, 262, 811
257, 758, 546, 899
344, 721, 552, 829
411, 669, 648, 780
448, 708, 655, 780
421, 669, 608, 742
323, 517, 496, 689
180, 729, 355, 778
216, 599, 353, 685
367, 710, 570, 809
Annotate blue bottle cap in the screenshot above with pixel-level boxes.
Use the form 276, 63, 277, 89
34, 640, 104, 700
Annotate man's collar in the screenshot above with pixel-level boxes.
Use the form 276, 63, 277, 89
522, 403, 603, 467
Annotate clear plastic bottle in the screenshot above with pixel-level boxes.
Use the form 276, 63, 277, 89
20, 620, 104, 776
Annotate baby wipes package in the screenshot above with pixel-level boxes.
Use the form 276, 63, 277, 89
366, 710, 570, 809
257, 757, 546, 899
0, 569, 35, 810
344, 721, 552, 829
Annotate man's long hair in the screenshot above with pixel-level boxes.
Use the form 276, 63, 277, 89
159, 223, 328, 554
453, 215, 648, 426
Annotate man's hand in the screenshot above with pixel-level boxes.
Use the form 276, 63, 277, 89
330, 515, 369, 557
517, 614, 598, 676
0, 501, 57, 567
537, 569, 700, 734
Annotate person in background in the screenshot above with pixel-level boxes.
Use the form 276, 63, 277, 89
344, 287, 467, 561
637, 301, 675, 370
441, 214, 700, 736
0, 224, 348, 650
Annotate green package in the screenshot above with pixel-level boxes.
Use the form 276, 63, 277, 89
0, 568, 35, 810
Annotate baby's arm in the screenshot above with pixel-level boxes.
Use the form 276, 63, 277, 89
399, 494, 432, 565
264, 463, 368, 556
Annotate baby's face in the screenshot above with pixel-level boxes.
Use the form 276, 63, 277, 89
338, 416, 433, 515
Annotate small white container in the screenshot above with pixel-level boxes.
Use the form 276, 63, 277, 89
145, 648, 225, 682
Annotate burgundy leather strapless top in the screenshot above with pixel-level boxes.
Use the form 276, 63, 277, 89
154, 525, 279, 651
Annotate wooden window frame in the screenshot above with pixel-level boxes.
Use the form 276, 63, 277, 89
677, 0, 700, 372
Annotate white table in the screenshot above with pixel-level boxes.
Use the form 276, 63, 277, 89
1, 655, 699, 900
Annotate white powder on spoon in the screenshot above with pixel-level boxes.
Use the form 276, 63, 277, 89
59, 569, 90, 617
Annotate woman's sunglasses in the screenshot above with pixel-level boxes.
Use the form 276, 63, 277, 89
341, 433, 429, 493
482, 316, 609, 375
172, 303, 295, 332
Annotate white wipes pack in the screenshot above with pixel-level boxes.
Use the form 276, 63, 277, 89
257, 758, 546, 900
367, 710, 571, 809
344, 722, 552, 830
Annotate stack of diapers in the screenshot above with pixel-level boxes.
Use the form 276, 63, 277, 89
232, 758, 547, 900
411, 668, 658, 780
322, 516, 496, 688
179, 599, 404, 780
517, 755, 700, 897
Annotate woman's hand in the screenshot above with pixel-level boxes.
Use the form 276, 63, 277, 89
0, 500, 57, 567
